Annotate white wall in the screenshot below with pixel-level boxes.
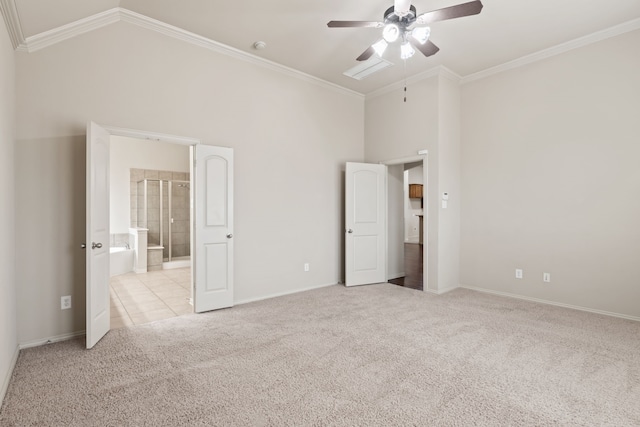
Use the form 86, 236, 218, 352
460, 29, 640, 318
110, 136, 190, 234
436, 76, 461, 292
15, 22, 364, 344
366, 71, 460, 293
0, 17, 17, 402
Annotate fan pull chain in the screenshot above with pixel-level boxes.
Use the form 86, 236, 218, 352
403, 59, 408, 103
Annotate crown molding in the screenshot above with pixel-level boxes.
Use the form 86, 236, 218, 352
366, 66, 440, 100
10, 4, 640, 96
438, 66, 462, 83
117, 9, 363, 99
461, 17, 640, 85
21, 8, 119, 53
13, 7, 362, 99
0, 0, 25, 49
366, 65, 461, 100
367, 18, 640, 96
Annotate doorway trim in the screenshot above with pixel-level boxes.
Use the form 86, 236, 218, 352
380, 153, 428, 292
92, 124, 201, 340
103, 126, 201, 146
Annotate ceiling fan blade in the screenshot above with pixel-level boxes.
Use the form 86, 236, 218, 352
412, 40, 440, 58
327, 21, 384, 28
415, 0, 483, 25
394, 0, 412, 16
356, 46, 376, 61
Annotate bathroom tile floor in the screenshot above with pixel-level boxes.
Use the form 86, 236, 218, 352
109, 267, 193, 329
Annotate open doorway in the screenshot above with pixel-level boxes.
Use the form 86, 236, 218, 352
108, 135, 193, 328
383, 156, 427, 291
87, 123, 234, 348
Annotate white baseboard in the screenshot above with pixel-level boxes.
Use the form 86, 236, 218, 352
19, 330, 86, 350
235, 282, 337, 306
0, 344, 19, 406
15, 284, 339, 352
460, 285, 640, 322
424, 285, 460, 295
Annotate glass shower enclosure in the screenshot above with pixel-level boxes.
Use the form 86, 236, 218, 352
136, 179, 191, 262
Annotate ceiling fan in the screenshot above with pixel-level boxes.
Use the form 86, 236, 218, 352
327, 0, 483, 61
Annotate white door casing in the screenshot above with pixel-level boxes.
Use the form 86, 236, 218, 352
193, 145, 234, 312
86, 122, 111, 349
345, 162, 387, 286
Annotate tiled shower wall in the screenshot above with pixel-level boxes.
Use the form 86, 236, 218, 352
130, 168, 190, 261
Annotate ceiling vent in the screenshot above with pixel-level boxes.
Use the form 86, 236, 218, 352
343, 57, 393, 80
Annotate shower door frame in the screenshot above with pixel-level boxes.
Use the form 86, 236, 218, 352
167, 179, 190, 262
137, 178, 191, 263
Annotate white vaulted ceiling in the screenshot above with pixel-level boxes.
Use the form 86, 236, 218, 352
5, 0, 640, 94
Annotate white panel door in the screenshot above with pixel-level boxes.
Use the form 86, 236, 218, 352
193, 145, 234, 312
345, 162, 387, 286
86, 122, 110, 349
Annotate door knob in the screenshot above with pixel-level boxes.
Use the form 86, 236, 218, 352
92, 242, 103, 249
81, 243, 86, 249
347, 229, 353, 234
226, 234, 233, 239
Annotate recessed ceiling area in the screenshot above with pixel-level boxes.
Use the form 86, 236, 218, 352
7, 0, 640, 94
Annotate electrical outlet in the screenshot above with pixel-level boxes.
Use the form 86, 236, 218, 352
543, 273, 551, 283
515, 269, 523, 279
61, 295, 72, 310
304, 263, 310, 272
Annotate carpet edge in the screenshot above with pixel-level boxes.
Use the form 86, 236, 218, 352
235, 282, 338, 306
461, 284, 640, 322
19, 330, 86, 350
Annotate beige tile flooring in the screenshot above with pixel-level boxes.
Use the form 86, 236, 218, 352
110, 267, 193, 329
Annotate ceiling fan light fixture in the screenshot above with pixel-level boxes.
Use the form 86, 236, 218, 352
328, 0, 484, 63
372, 39, 388, 57
400, 42, 415, 59
411, 27, 431, 44
382, 24, 400, 43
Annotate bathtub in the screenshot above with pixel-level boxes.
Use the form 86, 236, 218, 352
110, 247, 134, 277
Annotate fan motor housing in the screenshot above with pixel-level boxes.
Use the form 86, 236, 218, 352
384, 5, 417, 26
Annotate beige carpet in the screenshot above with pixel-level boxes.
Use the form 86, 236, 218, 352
1, 284, 639, 426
